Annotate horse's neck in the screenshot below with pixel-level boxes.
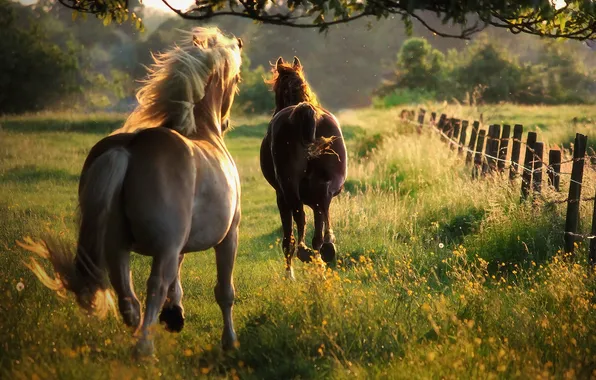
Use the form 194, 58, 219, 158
275, 93, 310, 114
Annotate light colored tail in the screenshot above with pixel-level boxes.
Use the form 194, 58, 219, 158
18, 147, 129, 318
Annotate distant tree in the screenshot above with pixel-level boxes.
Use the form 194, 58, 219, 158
0, 0, 80, 114
376, 38, 445, 97
234, 52, 274, 114
55, 0, 596, 41
451, 36, 524, 103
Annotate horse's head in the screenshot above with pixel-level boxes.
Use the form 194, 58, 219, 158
268, 56, 318, 113
191, 29, 243, 136
120, 27, 243, 138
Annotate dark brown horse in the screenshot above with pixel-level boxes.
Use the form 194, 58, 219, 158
260, 56, 347, 279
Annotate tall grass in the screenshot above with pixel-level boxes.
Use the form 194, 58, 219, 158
2, 106, 596, 378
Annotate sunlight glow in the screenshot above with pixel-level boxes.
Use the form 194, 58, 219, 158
141, 0, 195, 12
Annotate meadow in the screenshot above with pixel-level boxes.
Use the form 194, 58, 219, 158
2, 104, 596, 379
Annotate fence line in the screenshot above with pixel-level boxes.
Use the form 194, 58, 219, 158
400, 108, 595, 263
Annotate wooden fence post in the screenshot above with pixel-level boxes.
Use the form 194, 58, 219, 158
509, 124, 524, 180
521, 132, 537, 200
483, 125, 497, 175
474, 130, 486, 179
447, 118, 455, 148
490, 124, 501, 172
459, 120, 468, 156
548, 150, 561, 191
498, 124, 511, 172
589, 189, 596, 266
417, 109, 426, 134
438, 114, 447, 142
564, 133, 588, 254
430, 112, 437, 126
532, 142, 544, 195
466, 121, 480, 166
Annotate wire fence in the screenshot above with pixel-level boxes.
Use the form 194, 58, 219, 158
398, 108, 596, 264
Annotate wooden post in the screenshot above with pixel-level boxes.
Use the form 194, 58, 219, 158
490, 124, 501, 172
483, 125, 496, 175
417, 109, 426, 134
498, 124, 511, 172
548, 149, 561, 191
447, 118, 455, 149
459, 120, 468, 156
589, 188, 596, 266
430, 112, 437, 126
473, 130, 486, 179
532, 142, 544, 194
438, 114, 447, 142
521, 131, 537, 200
564, 133, 588, 254
509, 124, 524, 180
466, 121, 479, 166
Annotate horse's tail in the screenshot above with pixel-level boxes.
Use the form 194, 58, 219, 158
290, 102, 318, 145
19, 147, 129, 318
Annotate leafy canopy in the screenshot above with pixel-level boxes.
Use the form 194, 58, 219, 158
56, 0, 596, 40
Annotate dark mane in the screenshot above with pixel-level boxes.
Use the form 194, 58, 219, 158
267, 61, 319, 113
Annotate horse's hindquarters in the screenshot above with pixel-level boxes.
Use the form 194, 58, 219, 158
122, 129, 198, 256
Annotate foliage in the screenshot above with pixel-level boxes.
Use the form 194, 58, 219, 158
234, 53, 275, 115
376, 34, 596, 106
0, 0, 80, 114
55, 0, 596, 41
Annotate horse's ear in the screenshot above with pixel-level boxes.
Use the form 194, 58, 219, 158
276, 57, 284, 71
237, 38, 243, 49
293, 56, 302, 69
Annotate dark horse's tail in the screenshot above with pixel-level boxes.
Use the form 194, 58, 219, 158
18, 147, 129, 318
289, 102, 318, 145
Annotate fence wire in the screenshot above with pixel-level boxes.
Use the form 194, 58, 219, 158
399, 110, 596, 244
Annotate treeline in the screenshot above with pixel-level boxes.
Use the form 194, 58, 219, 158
375, 34, 596, 107
2, 0, 596, 115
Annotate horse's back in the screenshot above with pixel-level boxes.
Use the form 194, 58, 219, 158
265, 105, 347, 201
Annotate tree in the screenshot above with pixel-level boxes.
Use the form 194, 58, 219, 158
0, 0, 80, 114
376, 38, 445, 97
55, 0, 596, 40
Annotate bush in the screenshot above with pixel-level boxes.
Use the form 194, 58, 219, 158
372, 88, 436, 108
375, 34, 596, 106
234, 53, 274, 115
376, 38, 446, 98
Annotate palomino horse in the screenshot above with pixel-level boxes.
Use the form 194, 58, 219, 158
260, 57, 347, 280
19, 27, 243, 355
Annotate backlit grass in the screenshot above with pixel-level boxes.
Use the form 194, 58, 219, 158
2, 105, 596, 379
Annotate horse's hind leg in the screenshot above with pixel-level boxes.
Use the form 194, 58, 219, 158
320, 197, 337, 264
135, 251, 180, 356
312, 208, 325, 252
159, 254, 185, 332
214, 221, 239, 350
107, 249, 141, 329
276, 192, 296, 279
105, 214, 140, 329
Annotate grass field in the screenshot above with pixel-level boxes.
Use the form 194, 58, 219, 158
2, 105, 596, 379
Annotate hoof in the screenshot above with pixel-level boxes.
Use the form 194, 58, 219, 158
120, 300, 141, 329
285, 267, 296, 281
320, 242, 336, 264
221, 330, 239, 351
159, 304, 185, 333
133, 338, 155, 359
296, 245, 315, 263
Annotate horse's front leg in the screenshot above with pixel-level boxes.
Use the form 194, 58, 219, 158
214, 219, 239, 350
135, 252, 180, 357
159, 254, 185, 332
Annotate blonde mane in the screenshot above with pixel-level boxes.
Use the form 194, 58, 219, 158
115, 27, 242, 137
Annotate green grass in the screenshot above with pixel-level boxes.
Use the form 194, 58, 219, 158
2, 106, 596, 379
